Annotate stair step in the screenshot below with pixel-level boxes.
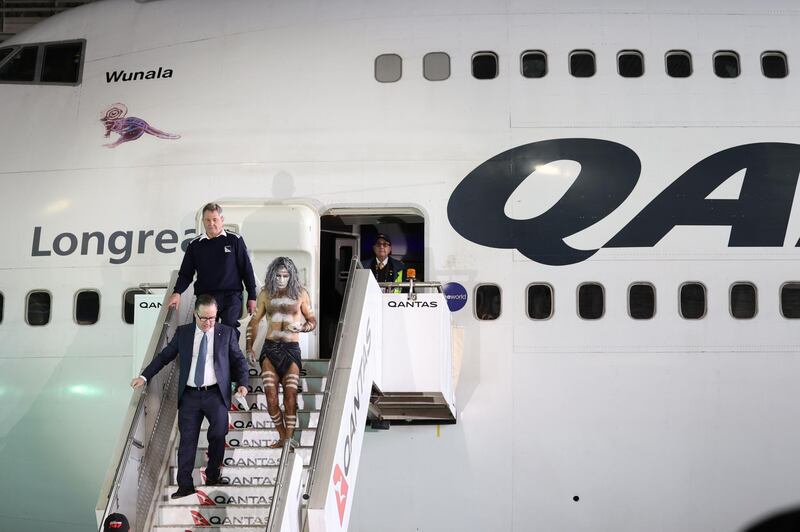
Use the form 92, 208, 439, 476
170, 466, 287, 485
245, 375, 327, 392
183, 445, 313, 468
219, 410, 319, 429
154, 527, 266, 532
196, 428, 315, 448
236, 392, 324, 410
160, 486, 275, 506
246, 358, 330, 379
157, 505, 270, 527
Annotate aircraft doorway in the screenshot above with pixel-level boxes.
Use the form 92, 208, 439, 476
319, 209, 425, 357
212, 202, 319, 359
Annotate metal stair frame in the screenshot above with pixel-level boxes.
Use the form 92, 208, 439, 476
96, 271, 196, 532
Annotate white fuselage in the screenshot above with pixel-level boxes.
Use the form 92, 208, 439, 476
1, 1, 800, 531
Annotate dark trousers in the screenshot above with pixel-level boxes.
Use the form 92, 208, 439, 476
209, 291, 243, 336
176, 386, 229, 487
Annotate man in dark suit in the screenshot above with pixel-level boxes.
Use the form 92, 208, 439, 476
131, 294, 249, 499
361, 233, 405, 284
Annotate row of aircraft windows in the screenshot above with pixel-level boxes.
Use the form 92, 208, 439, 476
474, 282, 800, 321
3, 281, 800, 327
0, 39, 85, 85
0, 289, 148, 326
375, 49, 790, 82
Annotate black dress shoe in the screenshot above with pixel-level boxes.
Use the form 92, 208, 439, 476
171, 486, 196, 499
205, 476, 229, 486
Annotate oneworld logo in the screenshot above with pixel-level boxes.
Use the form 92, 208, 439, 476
443, 282, 468, 312
447, 139, 800, 266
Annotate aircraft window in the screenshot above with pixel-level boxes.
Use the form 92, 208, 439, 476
666, 50, 692, 78
475, 284, 501, 320
680, 282, 706, 319
472, 51, 498, 80
26, 290, 51, 326
761, 51, 788, 78
713, 51, 740, 78
526, 283, 553, 320
0, 46, 38, 82
521, 50, 547, 78
41, 41, 83, 83
123, 288, 146, 324
618, 50, 644, 78
0, 292, 4, 324
628, 283, 655, 320
730, 283, 756, 319
375, 54, 402, 83
780, 283, 800, 318
0, 47, 13, 66
75, 290, 100, 325
569, 50, 596, 78
424, 52, 451, 81
578, 283, 604, 319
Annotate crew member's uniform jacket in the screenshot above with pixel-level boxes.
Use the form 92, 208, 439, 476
173, 230, 257, 330
174, 230, 257, 300
362, 256, 405, 284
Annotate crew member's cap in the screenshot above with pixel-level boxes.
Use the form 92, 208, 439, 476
103, 513, 130, 531
373, 233, 392, 245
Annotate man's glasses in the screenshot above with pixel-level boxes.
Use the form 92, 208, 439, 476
196, 315, 217, 322
374, 242, 391, 247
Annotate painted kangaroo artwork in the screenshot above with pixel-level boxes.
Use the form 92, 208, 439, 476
100, 103, 180, 148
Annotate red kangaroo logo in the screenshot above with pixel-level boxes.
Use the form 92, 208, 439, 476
191, 510, 211, 526
332, 464, 349, 526
195, 489, 215, 506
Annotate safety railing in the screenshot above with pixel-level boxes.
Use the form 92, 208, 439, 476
95, 272, 195, 532
265, 438, 306, 532
301, 257, 362, 506
266, 439, 295, 531
377, 280, 444, 295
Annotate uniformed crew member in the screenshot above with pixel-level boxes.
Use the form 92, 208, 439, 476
168, 203, 257, 334
361, 233, 405, 284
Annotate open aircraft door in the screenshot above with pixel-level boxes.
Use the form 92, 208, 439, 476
320, 229, 359, 357
209, 202, 319, 358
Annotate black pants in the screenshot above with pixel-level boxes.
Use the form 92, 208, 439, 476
209, 291, 243, 336
177, 386, 228, 487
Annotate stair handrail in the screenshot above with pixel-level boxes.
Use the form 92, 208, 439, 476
266, 439, 298, 532
95, 271, 194, 532
376, 281, 443, 292
302, 257, 362, 499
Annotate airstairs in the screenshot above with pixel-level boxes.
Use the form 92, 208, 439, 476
97, 260, 457, 532
150, 359, 327, 531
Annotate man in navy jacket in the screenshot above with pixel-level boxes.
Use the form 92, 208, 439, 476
168, 202, 257, 334
131, 294, 249, 498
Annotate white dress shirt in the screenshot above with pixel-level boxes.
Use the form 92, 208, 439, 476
187, 326, 217, 387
